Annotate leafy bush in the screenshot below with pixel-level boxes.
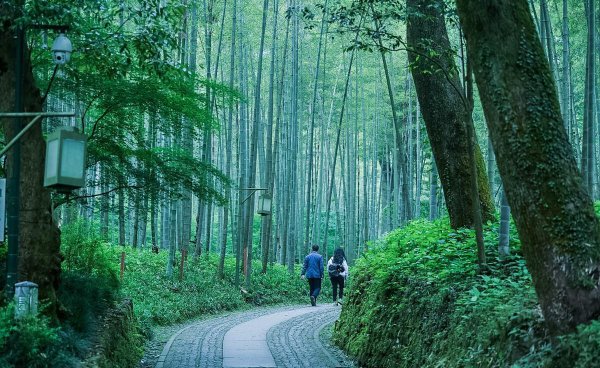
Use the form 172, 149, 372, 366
334, 206, 600, 368
115, 247, 311, 326
0, 304, 77, 367
59, 221, 119, 333
61, 220, 118, 285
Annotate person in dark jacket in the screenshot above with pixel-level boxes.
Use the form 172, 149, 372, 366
327, 247, 349, 306
301, 244, 324, 306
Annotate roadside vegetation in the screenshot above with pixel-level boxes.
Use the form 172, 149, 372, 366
334, 203, 600, 368
0, 220, 313, 367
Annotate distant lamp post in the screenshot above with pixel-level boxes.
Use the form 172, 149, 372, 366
43, 126, 87, 192
257, 193, 272, 216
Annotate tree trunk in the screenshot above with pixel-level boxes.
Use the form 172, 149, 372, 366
118, 184, 126, 246
582, 0, 596, 196
261, 0, 282, 274
0, 19, 61, 315
304, 0, 328, 248
372, 29, 411, 225
456, 0, 600, 334
406, 0, 494, 229
429, 162, 438, 221
498, 187, 510, 258
323, 28, 360, 251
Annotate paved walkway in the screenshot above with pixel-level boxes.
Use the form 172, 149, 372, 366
154, 304, 354, 368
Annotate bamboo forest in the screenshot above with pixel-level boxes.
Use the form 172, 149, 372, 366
1, 0, 600, 367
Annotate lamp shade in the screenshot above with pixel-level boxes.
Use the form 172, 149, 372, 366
257, 193, 272, 216
44, 126, 87, 192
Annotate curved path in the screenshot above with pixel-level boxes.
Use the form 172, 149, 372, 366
153, 304, 354, 368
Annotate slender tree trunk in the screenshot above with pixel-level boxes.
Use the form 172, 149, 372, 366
498, 187, 510, 258
261, 0, 281, 273
118, 184, 126, 246
287, 0, 300, 273
100, 164, 110, 240
373, 36, 411, 224
132, 190, 139, 248
429, 162, 438, 221
457, 0, 600, 334
323, 28, 360, 251
304, 0, 328, 250
218, 0, 230, 280
166, 199, 177, 277
582, 0, 596, 196
242, 0, 270, 287
465, 59, 487, 270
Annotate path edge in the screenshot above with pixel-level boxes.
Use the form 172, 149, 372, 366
154, 323, 198, 368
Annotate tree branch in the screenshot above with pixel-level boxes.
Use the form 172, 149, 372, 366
53, 184, 144, 207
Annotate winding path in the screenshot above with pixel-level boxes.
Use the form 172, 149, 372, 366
152, 304, 354, 368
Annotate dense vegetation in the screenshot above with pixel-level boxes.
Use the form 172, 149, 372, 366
334, 203, 600, 368
0, 221, 316, 367
1, 0, 600, 366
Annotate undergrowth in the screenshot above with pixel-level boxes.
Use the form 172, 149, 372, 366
115, 247, 310, 328
334, 203, 600, 368
0, 219, 315, 367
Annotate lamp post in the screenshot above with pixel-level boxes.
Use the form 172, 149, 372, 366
3, 27, 74, 298
235, 188, 271, 287
5, 24, 26, 300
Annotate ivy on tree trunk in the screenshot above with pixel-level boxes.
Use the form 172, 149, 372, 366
456, 0, 600, 334
406, 0, 495, 229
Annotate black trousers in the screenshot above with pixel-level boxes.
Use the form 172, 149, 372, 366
308, 278, 322, 298
330, 276, 345, 301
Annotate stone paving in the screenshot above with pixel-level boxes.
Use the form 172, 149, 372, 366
153, 303, 355, 368
268, 305, 355, 368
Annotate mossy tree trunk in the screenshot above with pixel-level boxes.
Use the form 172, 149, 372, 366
406, 0, 495, 230
0, 10, 61, 317
456, 0, 600, 334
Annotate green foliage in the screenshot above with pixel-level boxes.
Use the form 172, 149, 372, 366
0, 305, 76, 367
61, 221, 118, 283
26, 0, 235, 211
115, 247, 309, 327
59, 220, 119, 332
89, 300, 144, 368
334, 212, 600, 368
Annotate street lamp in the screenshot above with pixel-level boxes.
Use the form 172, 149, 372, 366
257, 193, 272, 216
44, 126, 87, 192
3, 28, 74, 298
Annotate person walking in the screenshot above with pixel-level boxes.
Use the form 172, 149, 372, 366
301, 244, 324, 306
327, 248, 348, 306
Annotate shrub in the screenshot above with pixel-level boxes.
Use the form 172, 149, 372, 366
61, 220, 118, 284
116, 248, 310, 326
0, 304, 76, 367
334, 204, 600, 368
59, 221, 119, 333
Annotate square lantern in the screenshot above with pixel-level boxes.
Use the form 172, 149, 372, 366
44, 126, 87, 192
257, 193, 272, 216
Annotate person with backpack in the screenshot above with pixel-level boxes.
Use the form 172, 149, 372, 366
301, 244, 324, 306
327, 248, 349, 306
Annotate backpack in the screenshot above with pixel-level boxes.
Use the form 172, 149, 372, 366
328, 260, 343, 277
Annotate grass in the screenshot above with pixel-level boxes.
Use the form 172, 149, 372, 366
113, 247, 311, 327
